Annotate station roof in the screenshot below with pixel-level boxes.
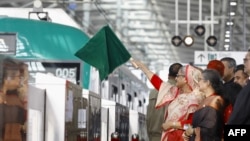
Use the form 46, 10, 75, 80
0, 0, 249, 72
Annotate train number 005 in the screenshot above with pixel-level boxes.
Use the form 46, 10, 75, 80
55, 68, 76, 78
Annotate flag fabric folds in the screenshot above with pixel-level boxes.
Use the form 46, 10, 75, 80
75, 25, 131, 81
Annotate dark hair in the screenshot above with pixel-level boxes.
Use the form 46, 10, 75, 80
220, 57, 236, 70
0, 55, 22, 87
169, 63, 183, 77
234, 64, 248, 77
202, 69, 224, 96
235, 64, 244, 72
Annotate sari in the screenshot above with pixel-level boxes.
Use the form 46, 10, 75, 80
153, 65, 204, 141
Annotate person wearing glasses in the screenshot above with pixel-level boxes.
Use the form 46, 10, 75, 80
146, 63, 182, 141
130, 59, 204, 141
228, 50, 250, 124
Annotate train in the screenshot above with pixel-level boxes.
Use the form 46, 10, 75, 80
0, 14, 150, 141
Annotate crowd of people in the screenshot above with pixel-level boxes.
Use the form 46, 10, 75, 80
131, 49, 250, 141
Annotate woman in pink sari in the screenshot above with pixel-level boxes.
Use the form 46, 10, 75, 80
131, 60, 204, 141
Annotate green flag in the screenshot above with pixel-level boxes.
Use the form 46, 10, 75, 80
75, 25, 131, 81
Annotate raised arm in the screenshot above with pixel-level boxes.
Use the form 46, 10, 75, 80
130, 59, 154, 80
130, 59, 163, 90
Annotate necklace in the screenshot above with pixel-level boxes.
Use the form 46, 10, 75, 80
202, 93, 216, 107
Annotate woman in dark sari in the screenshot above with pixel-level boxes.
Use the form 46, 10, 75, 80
183, 69, 225, 141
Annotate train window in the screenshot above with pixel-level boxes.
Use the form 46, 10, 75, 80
127, 94, 132, 102
121, 83, 125, 90
0, 33, 17, 55
134, 92, 137, 97
138, 100, 142, 107
111, 85, 118, 94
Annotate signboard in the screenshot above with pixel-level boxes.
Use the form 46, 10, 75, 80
0, 33, 17, 54
194, 51, 246, 65
23, 60, 82, 84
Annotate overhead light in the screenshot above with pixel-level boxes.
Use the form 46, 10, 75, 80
225, 34, 230, 38
226, 22, 234, 25
224, 45, 230, 51
194, 25, 206, 36
183, 35, 194, 47
230, 12, 235, 16
171, 36, 182, 47
206, 36, 217, 47
230, 2, 237, 6
225, 39, 230, 42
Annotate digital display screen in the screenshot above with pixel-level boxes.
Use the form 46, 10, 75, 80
23, 60, 81, 84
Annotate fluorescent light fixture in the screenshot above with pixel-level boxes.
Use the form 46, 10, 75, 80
224, 45, 229, 50
226, 22, 234, 25
225, 39, 230, 42
230, 2, 237, 6
225, 34, 230, 38
225, 31, 230, 34
230, 12, 235, 16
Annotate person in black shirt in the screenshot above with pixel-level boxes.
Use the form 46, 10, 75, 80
234, 64, 249, 87
228, 50, 250, 124
220, 57, 239, 106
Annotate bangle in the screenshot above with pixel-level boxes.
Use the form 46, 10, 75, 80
184, 131, 191, 137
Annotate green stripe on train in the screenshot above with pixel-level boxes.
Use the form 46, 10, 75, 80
0, 17, 90, 88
